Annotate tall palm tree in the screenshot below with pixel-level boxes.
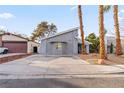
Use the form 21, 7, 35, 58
103, 5, 122, 55
0, 30, 5, 47
0, 35, 2, 47
99, 5, 106, 59
78, 5, 85, 54
103, 5, 111, 13
98, 5, 111, 59
113, 5, 122, 55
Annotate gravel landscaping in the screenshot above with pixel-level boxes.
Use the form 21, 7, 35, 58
80, 53, 124, 65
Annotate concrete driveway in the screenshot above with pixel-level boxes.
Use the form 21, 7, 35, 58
0, 54, 124, 79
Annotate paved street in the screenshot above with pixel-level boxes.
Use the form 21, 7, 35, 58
1, 77, 124, 88
1, 54, 124, 87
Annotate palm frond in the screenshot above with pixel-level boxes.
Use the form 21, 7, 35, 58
104, 5, 111, 13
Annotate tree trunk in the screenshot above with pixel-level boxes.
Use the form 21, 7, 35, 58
113, 5, 122, 55
78, 5, 86, 54
0, 35, 2, 47
99, 5, 106, 59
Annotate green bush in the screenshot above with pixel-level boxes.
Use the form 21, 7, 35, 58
110, 43, 114, 53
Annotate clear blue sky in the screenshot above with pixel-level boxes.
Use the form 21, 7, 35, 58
0, 5, 124, 37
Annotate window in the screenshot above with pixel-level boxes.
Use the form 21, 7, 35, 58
55, 42, 62, 49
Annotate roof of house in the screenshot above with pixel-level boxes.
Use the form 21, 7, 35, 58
1, 32, 39, 44
3, 32, 29, 41
41, 27, 79, 40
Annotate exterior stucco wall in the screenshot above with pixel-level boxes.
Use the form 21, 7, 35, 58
121, 39, 124, 53
106, 36, 124, 53
39, 29, 79, 56
38, 39, 47, 55
28, 41, 39, 54
73, 31, 78, 54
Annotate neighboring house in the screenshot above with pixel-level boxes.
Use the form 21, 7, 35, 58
0, 32, 39, 54
39, 27, 90, 56
105, 35, 124, 53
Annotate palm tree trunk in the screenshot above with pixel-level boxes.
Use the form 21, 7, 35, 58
0, 35, 2, 47
113, 5, 122, 55
99, 5, 106, 59
78, 5, 85, 54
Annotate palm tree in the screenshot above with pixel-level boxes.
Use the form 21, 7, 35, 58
103, 5, 122, 55
103, 5, 111, 13
113, 5, 122, 55
0, 35, 2, 47
0, 30, 5, 47
98, 5, 111, 59
99, 5, 106, 59
78, 5, 85, 54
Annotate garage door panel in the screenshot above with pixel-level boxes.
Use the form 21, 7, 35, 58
3, 42, 27, 53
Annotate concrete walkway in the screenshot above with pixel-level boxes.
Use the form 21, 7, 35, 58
0, 54, 124, 79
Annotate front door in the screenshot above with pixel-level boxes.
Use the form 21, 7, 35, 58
33, 46, 37, 53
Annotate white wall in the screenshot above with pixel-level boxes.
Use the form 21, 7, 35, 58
106, 36, 124, 53
27, 41, 39, 53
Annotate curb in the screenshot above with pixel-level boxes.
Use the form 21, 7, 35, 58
0, 54, 31, 64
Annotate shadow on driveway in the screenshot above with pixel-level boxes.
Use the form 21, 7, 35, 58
1, 77, 124, 88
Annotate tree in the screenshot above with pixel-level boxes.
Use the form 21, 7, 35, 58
78, 5, 86, 54
98, 5, 111, 59
113, 5, 122, 55
31, 21, 57, 41
99, 5, 106, 59
0, 29, 6, 47
102, 5, 122, 55
0, 29, 5, 36
85, 33, 100, 53
103, 5, 111, 13
110, 43, 114, 53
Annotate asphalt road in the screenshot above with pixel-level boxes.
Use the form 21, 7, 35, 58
0, 77, 124, 88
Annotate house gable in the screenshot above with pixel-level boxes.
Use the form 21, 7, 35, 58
2, 34, 28, 42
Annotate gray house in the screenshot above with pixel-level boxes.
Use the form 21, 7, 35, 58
39, 27, 90, 56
